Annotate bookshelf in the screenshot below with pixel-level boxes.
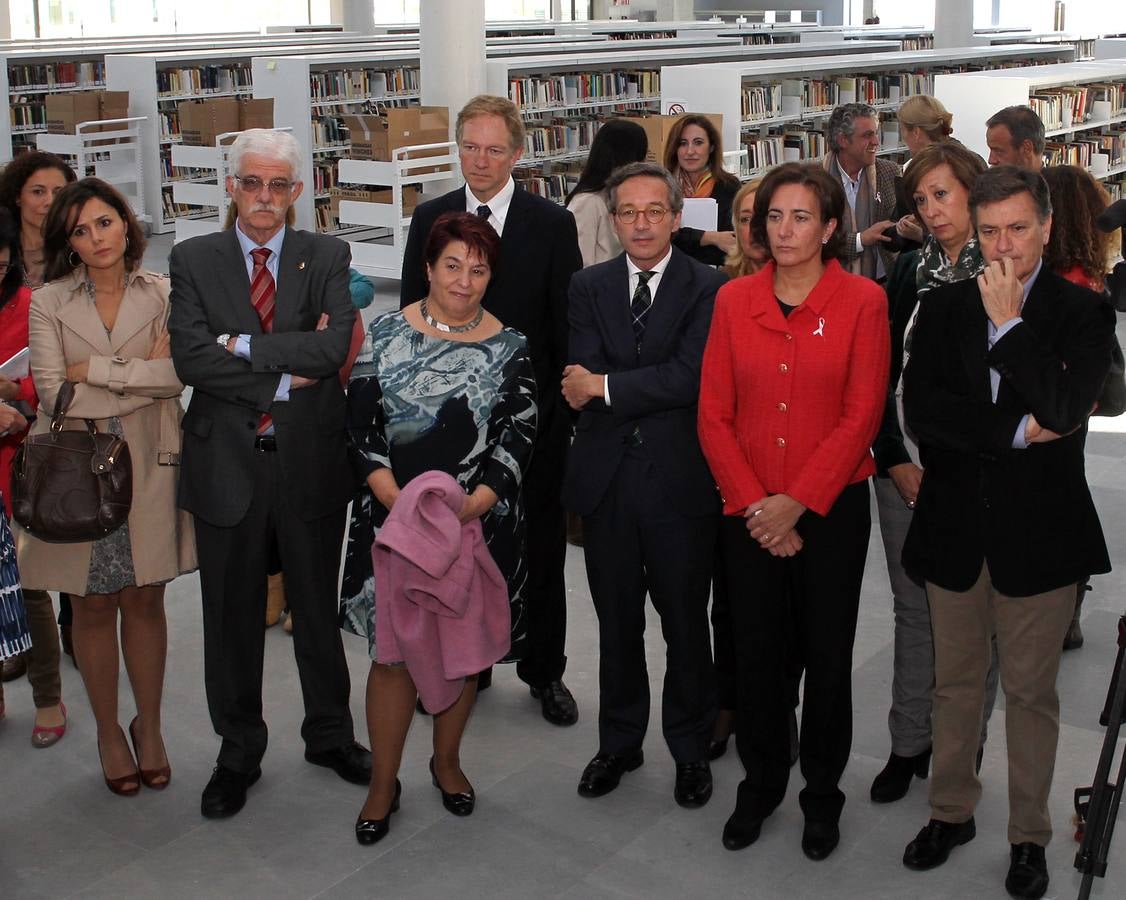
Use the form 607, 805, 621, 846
104, 42, 429, 233
660, 44, 1077, 181
485, 39, 900, 203
935, 59, 1126, 184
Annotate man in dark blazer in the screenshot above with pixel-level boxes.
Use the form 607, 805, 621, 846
400, 95, 582, 725
561, 161, 724, 808
170, 129, 370, 819
899, 166, 1115, 900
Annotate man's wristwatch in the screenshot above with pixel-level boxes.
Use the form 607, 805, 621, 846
217, 333, 231, 348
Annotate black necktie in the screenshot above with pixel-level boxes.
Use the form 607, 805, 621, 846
631, 271, 654, 352
476, 204, 491, 219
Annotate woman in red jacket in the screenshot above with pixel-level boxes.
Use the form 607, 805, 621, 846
698, 162, 889, 859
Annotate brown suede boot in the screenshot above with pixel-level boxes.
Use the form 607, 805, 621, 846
1063, 580, 1089, 651
265, 572, 286, 627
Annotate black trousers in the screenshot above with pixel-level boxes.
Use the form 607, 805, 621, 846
515, 416, 569, 687
583, 451, 717, 763
194, 450, 353, 773
722, 480, 871, 824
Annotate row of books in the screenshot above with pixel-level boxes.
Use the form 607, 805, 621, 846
902, 37, 935, 51
513, 170, 581, 204
159, 185, 216, 219
741, 34, 799, 45
157, 65, 252, 98
9, 103, 48, 129
506, 70, 660, 110
8, 62, 105, 91
159, 155, 208, 180
522, 117, 601, 160
309, 67, 420, 103
311, 116, 350, 149
1030, 83, 1126, 131
741, 128, 829, 173
1044, 130, 1126, 170
312, 159, 342, 195
741, 73, 933, 122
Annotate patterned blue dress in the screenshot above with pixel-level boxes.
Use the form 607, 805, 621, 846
339, 312, 537, 662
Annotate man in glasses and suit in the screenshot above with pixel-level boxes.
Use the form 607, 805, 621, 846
170, 129, 370, 820
561, 161, 725, 808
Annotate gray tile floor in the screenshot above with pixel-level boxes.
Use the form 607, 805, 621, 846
2, 235, 1124, 898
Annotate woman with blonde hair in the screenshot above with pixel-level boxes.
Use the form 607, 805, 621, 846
896, 95, 954, 158
724, 178, 767, 279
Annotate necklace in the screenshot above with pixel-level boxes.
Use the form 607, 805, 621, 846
420, 297, 483, 334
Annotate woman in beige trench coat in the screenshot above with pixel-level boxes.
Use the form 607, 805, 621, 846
16, 178, 195, 796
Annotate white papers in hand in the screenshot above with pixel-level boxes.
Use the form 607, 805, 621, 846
680, 197, 718, 231
0, 347, 29, 379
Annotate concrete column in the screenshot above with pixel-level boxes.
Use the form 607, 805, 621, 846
329, 0, 375, 32
935, 0, 975, 49
421, 0, 486, 138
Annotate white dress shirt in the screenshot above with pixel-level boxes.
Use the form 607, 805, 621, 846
466, 177, 516, 236
604, 246, 673, 405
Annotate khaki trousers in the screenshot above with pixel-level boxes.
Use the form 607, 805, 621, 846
927, 563, 1073, 846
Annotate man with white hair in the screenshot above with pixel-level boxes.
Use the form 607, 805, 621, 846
169, 129, 369, 819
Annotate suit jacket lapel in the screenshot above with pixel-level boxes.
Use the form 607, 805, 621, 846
592, 254, 636, 364
216, 229, 260, 335
275, 227, 309, 331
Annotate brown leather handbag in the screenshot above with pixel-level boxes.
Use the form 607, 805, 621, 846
10, 382, 133, 543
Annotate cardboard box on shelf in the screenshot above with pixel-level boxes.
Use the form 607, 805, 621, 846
238, 98, 274, 131
178, 97, 240, 146
46, 90, 131, 138
628, 112, 724, 164
329, 185, 419, 219
343, 106, 449, 171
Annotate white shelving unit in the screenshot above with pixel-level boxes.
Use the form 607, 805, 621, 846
659, 44, 1078, 162
934, 59, 1126, 181
35, 117, 149, 224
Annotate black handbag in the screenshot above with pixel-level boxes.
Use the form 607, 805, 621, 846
10, 382, 133, 543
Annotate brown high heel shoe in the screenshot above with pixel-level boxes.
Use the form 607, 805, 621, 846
98, 726, 140, 796
129, 717, 171, 790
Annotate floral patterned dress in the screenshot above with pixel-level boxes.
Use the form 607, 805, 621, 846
339, 312, 537, 663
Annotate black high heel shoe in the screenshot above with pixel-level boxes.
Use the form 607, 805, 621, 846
355, 779, 402, 846
429, 757, 475, 816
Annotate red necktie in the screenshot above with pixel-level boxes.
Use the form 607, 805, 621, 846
250, 247, 275, 434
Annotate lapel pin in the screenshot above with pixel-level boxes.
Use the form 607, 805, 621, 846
297, 261, 306, 270
813, 317, 826, 338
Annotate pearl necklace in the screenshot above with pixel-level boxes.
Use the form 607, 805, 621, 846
420, 297, 483, 334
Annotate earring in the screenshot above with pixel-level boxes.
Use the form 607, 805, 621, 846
68, 249, 80, 266
125, 235, 130, 251
821, 238, 828, 245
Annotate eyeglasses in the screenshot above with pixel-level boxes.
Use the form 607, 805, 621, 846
233, 175, 296, 195
614, 206, 671, 225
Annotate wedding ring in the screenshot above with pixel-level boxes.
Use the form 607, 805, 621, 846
762, 533, 771, 541
753, 509, 763, 517
907, 500, 916, 509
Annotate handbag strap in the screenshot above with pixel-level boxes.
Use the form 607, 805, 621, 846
49, 382, 77, 434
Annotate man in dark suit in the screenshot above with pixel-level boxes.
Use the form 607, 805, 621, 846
561, 161, 724, 807
400, 95, 582, 726
170, 129, 370, 819
899, 166, 1115, 900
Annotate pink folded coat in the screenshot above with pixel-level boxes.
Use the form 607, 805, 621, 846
373, 470, 511, 713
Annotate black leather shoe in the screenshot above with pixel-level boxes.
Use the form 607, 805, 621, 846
200, 764, 262, 819
530, 680, 578, 726
870, 747, 931, 803
305, 740, 372, 785
1005, 842, 1048, 898
722, 813, 764, 850
355, 779, 402, 846
707, 737, 729, 761
429, 757, 475, 816
674, 761, 712, 808
903, 818, 976, 870
577, 750, 643, 798
802, 820, 840, 860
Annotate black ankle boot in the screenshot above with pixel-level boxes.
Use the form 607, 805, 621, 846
870, 747, 931, 803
